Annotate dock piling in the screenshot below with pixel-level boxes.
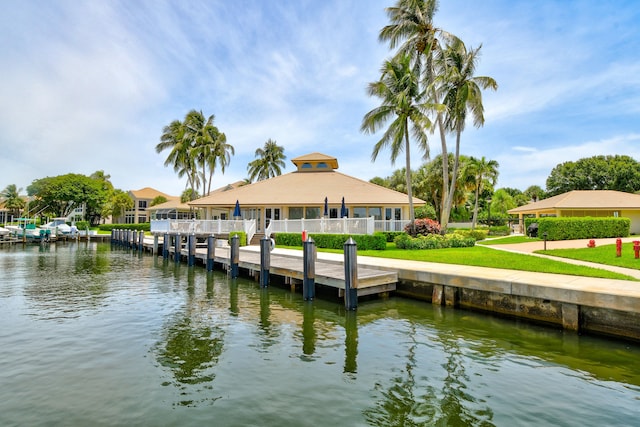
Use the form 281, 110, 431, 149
260, 236, 271, 288
230, 234, 239, 278
188, 233, 196, 266
343, 237, 358, 310
303, 237, 316, 300
174, 234, 181, 263
207, 235, 216, 271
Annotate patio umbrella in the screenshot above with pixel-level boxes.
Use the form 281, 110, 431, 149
341, 197, 347, 218
324, 197, 329, 217
233, 200, 241, 218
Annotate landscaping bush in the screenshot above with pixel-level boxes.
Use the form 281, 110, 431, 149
394, 232, 475, 249
524, 217, 630, 240
414, 205, 437, 220
405, 218, 441, 237
380, 231, 405, 242
98, 223, 150, 232
451, 229, 488, 241
273, 232, 387, 250
76, 221, 90, 230
229, 231, 247, 246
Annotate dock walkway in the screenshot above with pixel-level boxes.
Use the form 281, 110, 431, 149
164, 242, 397, 298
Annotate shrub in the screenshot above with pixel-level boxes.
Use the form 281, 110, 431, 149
98, 223, 150, 232
229, 231, 247, 246
524, 217, 630, 240
405, 218, 441, 237
394, 232, 475, 250
273, 232, 387, 250
76, 221, 90, 230
414, 205, 437, 220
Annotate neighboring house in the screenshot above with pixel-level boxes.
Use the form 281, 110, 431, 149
188, 152, 425, 233
125, 187, 178, 224
148, 181, 248, 220
508, 190, 640, 234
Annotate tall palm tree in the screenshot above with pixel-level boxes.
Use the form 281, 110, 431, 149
438, 39, 498, 229
467, 156, 499, 229
247, 139, 286, 182
156, 119, 199, 198
379, 0, 458, 231
1, 184, 25, 219
185, 110, 232, 197
361, 54, 432, 229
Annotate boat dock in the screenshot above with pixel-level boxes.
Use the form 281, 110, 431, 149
160, 240, 397, 300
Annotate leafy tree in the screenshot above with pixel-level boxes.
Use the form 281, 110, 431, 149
545, 155, 640, 196
247, 139, 286, 182
1, 184, 26, 218
105, 189, 134, 223
27, 173, 111, 225
523, 185, 545, 202
181, 188, 197, 204
151, 196, 168, 207
361, 54, 432, 229
466, 156, 499, 229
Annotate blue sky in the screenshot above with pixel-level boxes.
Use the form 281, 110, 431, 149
1, 0, 639, 197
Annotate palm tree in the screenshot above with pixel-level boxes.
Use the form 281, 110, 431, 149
379, 0, 459, 231
1, 184, 25, 219
247, 139, 286, 182
156, 119, 199, 198
438, 39, 498, 229
467, 156, 499, 229
185, 110, 232, 197
361, 54, 432, 230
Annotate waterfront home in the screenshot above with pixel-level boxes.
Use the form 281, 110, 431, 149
188, 152, 424, 237
123, 187, 178, 224
508, 190, 640, 234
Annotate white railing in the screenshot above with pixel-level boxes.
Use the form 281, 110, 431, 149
150, 219, 257, 243
374, 220, 408, 232
265, 217, 375, 236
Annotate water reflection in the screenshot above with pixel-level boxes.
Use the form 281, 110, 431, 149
344, 311, 358, 375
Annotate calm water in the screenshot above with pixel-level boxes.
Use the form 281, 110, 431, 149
1, 242, 639, 427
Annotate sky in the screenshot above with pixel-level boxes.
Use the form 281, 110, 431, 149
1, 0, 639, 197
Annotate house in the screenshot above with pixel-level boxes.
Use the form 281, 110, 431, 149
508, 190, 640, 234
188, 152, 424, 234
125, 187, 178, 224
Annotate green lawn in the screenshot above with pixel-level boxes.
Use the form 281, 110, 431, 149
477, 235, 538, 245
304, 243, 637, 281
538, 242, 640, 271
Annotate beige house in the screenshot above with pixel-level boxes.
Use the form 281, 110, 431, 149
189, 152, 424, 234
508, 190, 640, 234
125, 187, 178, 224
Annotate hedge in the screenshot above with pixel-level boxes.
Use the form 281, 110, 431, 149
274, 232, 387, 250
98, 223, 150, 232
394, 232, 476, 250
524, 217, 630, 240
229, 231, 247, 246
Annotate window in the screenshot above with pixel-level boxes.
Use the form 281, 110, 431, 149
306, 207, 321, 219
317, 162, 328, 168
353, 207, 367, 218
138, 200, 147, 211
369, 207, 382, 220
301, 163, 312, 169
289, 207, 303, 219
330, 208, 339, 219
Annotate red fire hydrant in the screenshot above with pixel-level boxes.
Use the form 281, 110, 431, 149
634, 241, 640, 259
616, 238, 622, 257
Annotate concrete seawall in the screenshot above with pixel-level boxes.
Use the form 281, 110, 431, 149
129, 235, 640, 342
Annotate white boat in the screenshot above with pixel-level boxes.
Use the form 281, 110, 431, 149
6, 218, 46, 241
0, 226, 10, 236
41, 218, 72, 236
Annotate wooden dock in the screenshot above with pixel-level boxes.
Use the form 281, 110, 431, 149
160, 241, 397, 299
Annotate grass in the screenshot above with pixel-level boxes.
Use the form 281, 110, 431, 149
292, 243, 637, 281
538, 242, 640, 270
477, 235, 538, 245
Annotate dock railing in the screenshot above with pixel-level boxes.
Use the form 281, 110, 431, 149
151, 219, 257, 243
265, 217, 378, 237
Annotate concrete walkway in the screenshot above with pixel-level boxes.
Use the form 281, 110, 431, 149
485, 236, 640, 279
